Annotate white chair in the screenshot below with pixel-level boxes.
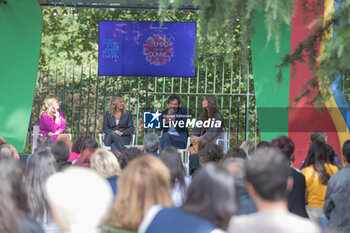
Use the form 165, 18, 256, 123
216, 131, 229, 153
98, 133, 135, 151
31, 126, 41, 154
178, 137, 191, 175
31, 126, 72, 154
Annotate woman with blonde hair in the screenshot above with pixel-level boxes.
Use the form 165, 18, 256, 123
102, 156, 172, 233
103, 95, 134, 152
90, 148, 122, 196
39, 94, 66, 143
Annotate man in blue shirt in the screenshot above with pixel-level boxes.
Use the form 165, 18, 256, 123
160, 94, 188, 149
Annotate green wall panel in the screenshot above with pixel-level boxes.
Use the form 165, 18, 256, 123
0, 0, 43, 152
251, 11, 291, 141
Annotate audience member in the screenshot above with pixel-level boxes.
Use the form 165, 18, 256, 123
199, 143, 224, 166
310, 131, 328, 144
56, 135, 73, 153
159, 147, 191, 207
139, 163, 237, 233
190, 95, 225, 154
26, 135, 53, 165
324, 140, 350, 232
103, 95, 135, 152
256, 141, 272, 150
73, 137, 98, 168
0, 143, 20, 160
25, 150, 61, 232
325, 144, 340, 167
271, 135, 308, 218
45, 167, 113, 233
36, 135, 53, 151
222, 157, 257, 215
68, 135, 97, 163
240, 140, 255, 158
51, 140, 72, 171
223, 147, 247, 160
103, 156, 172, 232
301, 130, 331, 169
143, 134, 160, 156
159, 94, 189, 150
227, 148, 321, 233
189, 135, 213, 176
0, 156, 44, 233
90, 148, 122, 196
39, 94, 66, 143
302, 141, 338, 223
118, 147, 143, 169
0, 136, 6, 144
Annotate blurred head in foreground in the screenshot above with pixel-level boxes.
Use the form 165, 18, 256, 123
45, 167, 113, 233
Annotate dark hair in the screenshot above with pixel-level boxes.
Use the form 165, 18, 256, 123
342, 140, 350, 163
304, 141, 331, 185
0, 156, 29, 233
36, 135, 52, 150
310, 130, 327, 144
72, 135, 93, 153
200, 144, 224, 165
167, 94, 181, 106
256, 141, 272, 150
81, 137, 98, 152
326, 144, 337, 165
202, 95, 225, 129
51, 140, 70, 162
198, 135, 214, 152
119, 147, 143, 169
224, 147, 247, 160
271, 136, 295, 160
159, 147, 186, 195
247, 148, 290, 201
182, 163, 237, 229
25, 150, 58, 223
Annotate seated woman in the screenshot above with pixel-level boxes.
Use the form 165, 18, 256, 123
102, 156, 173, 233
103, 95, 134, 152
189, 95, 224, 154
139, 163, 237, 233
39, 95, 66, 143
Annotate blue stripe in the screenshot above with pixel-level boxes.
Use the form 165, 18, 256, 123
330, 0, 350, 132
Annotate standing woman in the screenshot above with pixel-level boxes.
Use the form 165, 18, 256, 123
39, 95, 66, 143
190, 95, 224, 154
103, 95, 134, 152
302, 140, 338, 223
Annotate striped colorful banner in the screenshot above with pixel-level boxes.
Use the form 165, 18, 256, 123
252, 0, 350, 167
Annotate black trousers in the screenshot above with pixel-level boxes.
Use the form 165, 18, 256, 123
104, 133, 131, 152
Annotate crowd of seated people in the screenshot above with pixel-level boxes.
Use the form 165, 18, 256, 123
2, 94, 350, 233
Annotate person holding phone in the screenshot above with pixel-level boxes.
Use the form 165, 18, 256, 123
39, 95, 66, 143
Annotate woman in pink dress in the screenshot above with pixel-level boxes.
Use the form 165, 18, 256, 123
39, 95, 66, 143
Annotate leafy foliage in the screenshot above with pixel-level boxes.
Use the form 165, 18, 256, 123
158, 0, 294, 63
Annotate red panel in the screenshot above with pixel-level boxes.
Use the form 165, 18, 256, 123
289, 0, 340, 168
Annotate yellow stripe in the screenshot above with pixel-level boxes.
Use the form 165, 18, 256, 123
319, 0, 350, 162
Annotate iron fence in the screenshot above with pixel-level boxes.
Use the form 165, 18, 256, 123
26, 62, 259, 150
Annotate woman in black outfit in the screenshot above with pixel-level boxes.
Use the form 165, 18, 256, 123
190, 95, 225, 153
103, 95, 134, 152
